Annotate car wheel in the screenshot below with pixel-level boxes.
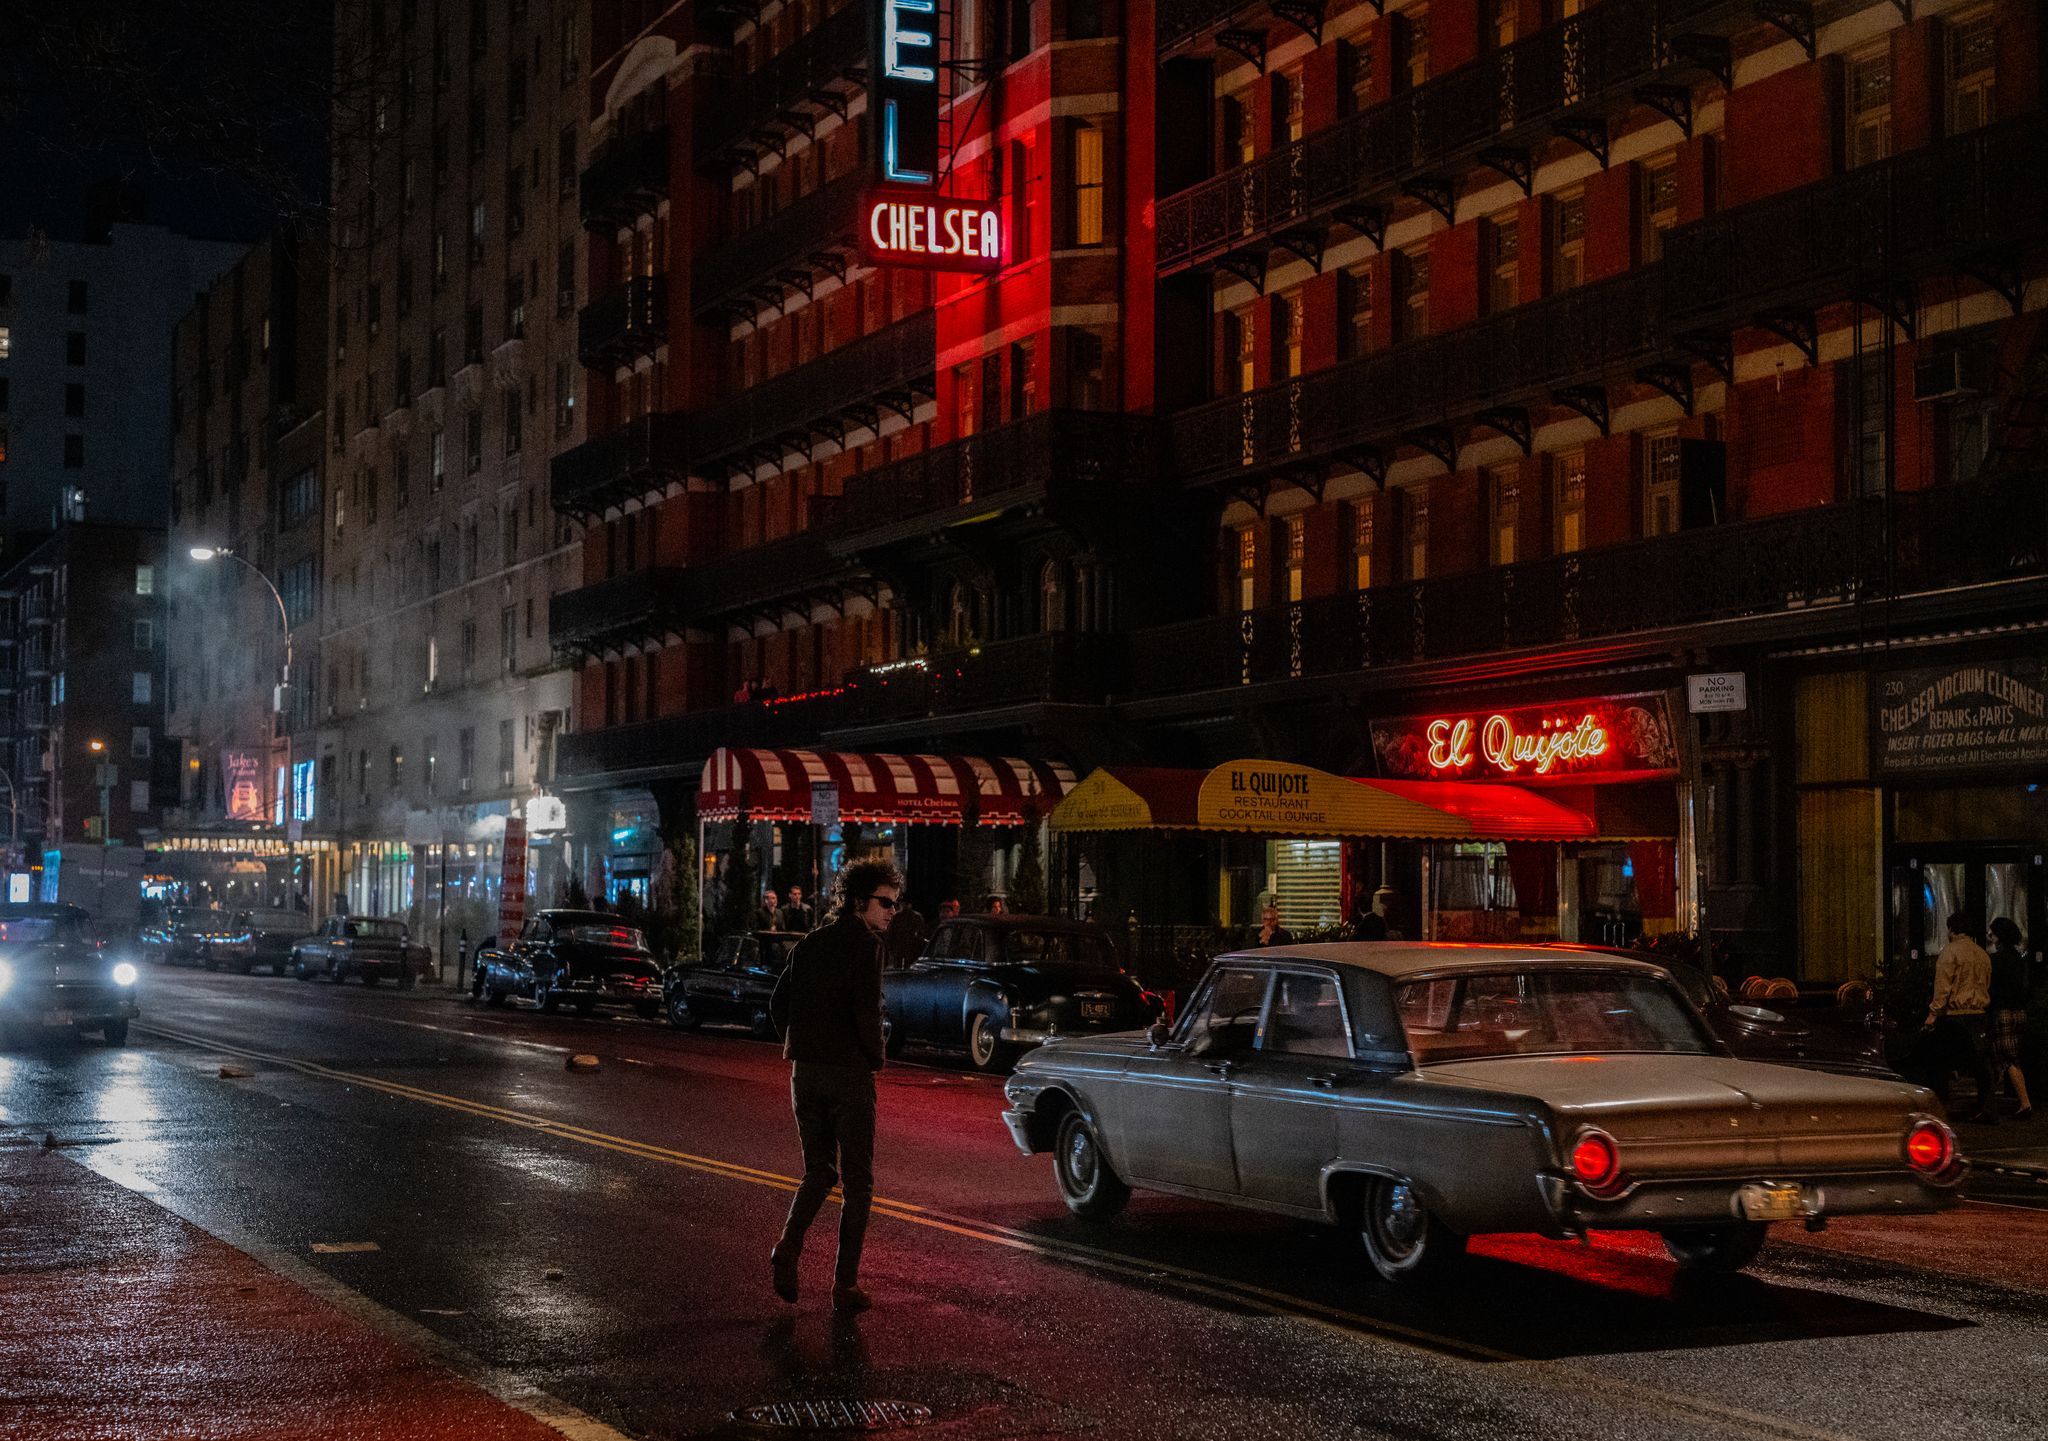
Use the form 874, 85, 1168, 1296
1358, 1176, 1466, 1285
1053, 1109, 1129, 1219
102, 1019, 129, 1046
537, 983, 560, 1013
295, 958, 313, 980
966, 1012, 1013, 1073
667, 992, 701, 1029
884, 1017, 906, 1059
471, 968, 487, 1001
748, 1007, 777, 1041
1663, 1222, 1768, 1275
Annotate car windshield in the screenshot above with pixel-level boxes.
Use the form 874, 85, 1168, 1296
178, 910, 231, 932
560, 924, 647, 950
0, 917, 64, 943
1001, 930, 1120, 973
1394, 969, 1715, 1063
345, 920, 408, 940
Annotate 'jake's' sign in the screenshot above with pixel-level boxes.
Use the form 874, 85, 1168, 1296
863, 0, 1003, 274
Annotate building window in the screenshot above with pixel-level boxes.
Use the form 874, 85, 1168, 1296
0, 326, 10, 359
465, 410, 483, 472
1641, 154, 1679, 261
1403, 490, 1428, 581
554, 362, 575, 433
558, 125, 578, 199
67, 279, 89, 313
1487, 216, 1518, 314
1490, 0, 1517, 48
500, 605, 517, 672
1645, 430, 1682, 536
1039, 559, 1066, 632
66, 332, 86, 365
1222, 92, 1255, 168
1351, 499, 1375, 590
1071, 122, 1105, 246
503, 390, 523, 455
1230, 304, 1257, 393
1403, 4, 1430, 89
1273, 288, 1304, 380
1340, 263, 1373, 360
430, 425, 446, 488
1397, 247, 1429, 342
1947, 8, 1997, 136
1283, 514, 1305, 602
389, 744, 404, 790
132, 672, 152, 704
1340, 38, 1374, 117
134, 619, 155, 650
131, 726, 151, 760
1849, 353, 1889, 496
135, 565, 155, 595
424, 734, 439, 793
1845, 48, 1893, 168
63, 434, 84, 468
1236, 526, 1257, 612
1488, 465, 1519, 565
1553, 450, 1587, 553
1552, 188, 1587, 292
1275, 66, 1305, 145
499, 718, 515, 786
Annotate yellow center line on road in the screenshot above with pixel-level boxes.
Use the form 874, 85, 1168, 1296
136, 1019, 1872, 1441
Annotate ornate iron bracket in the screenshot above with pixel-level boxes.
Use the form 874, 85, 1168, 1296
779, 109, 817, 141
1676, 330, 1734, 381
812, 251, 850, 286
1755, 2, 1816, 58
1477, 147, 1534, 196
843, 405, 880, 441
1755, 307, 1819, 367
1554, 385, 1612, 435
1225, 477, 1272, 515
1278, 461, 1329, 503
1476, 408, 1533, 454
1860, 280, 1918, 338
777, 268, 815, 300
750, 128, 789, 159
1553, 116, 1610, 168
747, 282, 787, 314
1404, 426, 1457, 472
1401, 177, 1456, 226
1670, 34, 1733, 90
876, 392, 918, 426
1338, 446, 1388, 489
1274, 227, 1325, 272
1635, 363, 1695, 416
1270, 0, 1324, 44
811, 88, 852, 123
1219, 248, 1269, 294
1217, 28, 1269, 72
1333, 203, 1388, 250
1635, 84, 1694, 138
1960, 249, 2026, 315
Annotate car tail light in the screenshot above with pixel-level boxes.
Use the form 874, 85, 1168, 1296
1905, 1120, 1955, 1175
1569, 1129, 1623, 1195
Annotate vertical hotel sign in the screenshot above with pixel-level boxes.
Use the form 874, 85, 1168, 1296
497, 816, 528, 946
862, 0, 1003, 273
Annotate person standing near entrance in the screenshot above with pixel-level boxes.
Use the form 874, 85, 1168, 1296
1256, 903, 1294, 948
1924, 913, 1997, 1124
1988, 917, 2034, 1121
779, 884, 815, 933
767, 859, 900, 1313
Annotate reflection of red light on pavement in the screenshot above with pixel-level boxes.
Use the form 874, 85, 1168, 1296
1470, 1232, 1677, 1300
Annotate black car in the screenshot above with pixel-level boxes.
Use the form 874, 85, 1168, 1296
291, 916, 428, 985
665, 930, 803, 1036
0, 903, 140, 1045
1626, 949, 1895, 1078
884, 915, 1163, 1072
233, 908, 319, 976
141, 906, 251, 969
472, 909, 663, 1016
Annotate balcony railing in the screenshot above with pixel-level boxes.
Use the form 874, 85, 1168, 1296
1155, 2, 1734, 274
692, 312, 936, 472
549, 568, 688, 653
1127, 475, 2048, 699
557, 692, 848, 782
551, 411, 691, 517
580, 125, 671, 231
696, 2, 868, 163
839, 633, 1119, 729
577, 274, 669, 368
839, 410, 1155, 550
1167, 267, 1662, 486
692, 171, 865, 316
675, 526, 847, 617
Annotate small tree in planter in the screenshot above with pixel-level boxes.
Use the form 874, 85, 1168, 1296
1007, 796, 1047, 915
953, 792, 994, 910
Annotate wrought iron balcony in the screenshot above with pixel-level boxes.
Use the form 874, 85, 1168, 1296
1155, 1, 1737, 276
1127, 473, 2047, 700
692, 171, 866, 318
692, 312, 936, 475
839, 633, 1119, 729
1167, 267, 1661, 488
580, 125, 671, 231
578, 275, 670, 368
550, 568, 688, 655
557, 690, 850, 783
837, 410, 1156, 551
674, 525, 849, 619
551, 411, 692, 518
696, 2, 868, 165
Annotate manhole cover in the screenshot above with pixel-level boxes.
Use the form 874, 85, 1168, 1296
733, 1399, 933, 1432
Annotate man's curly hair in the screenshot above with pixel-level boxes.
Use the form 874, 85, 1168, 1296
840, 859, 904, 909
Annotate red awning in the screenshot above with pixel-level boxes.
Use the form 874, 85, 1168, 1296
1359, 778, 1599, 841
699, 747, 1076, 825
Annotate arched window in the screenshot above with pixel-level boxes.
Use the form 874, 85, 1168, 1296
1039, 559, 1066, 633
946, 582, 970, 647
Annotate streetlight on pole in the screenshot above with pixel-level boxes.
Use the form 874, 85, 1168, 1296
189, 546, 299, 911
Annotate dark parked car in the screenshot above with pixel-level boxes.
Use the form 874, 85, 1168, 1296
291, 916, 428, 985
141, 906, 251, 969
233, 908, 319, 976
884, 915, 1162, 1072
1632, 951, 1894, 1078
472, 909, 663, 1016
0, 903, 139, 1045
665, 930, 803, 1036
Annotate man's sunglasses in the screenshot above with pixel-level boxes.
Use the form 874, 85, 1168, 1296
861, 895, 900, 911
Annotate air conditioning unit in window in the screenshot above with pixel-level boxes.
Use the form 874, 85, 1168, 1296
1913, 348, 1994, 402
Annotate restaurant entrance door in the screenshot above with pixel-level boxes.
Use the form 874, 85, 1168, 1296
1889, 845, 2044, 962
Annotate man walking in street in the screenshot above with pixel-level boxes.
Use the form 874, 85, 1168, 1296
768, 859, 900, 1312
1924, 912, 1997, 1124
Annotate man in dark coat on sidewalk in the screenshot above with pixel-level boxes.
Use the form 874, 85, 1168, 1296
767, 859, 901, 1313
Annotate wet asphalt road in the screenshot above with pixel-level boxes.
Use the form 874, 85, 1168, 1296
5, 967, 2048, 1441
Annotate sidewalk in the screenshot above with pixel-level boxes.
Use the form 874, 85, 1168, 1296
0, 1142, 603, 1441
1953, 1108, 2048, 1177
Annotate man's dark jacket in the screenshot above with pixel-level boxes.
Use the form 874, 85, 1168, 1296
770, 913, 885, 1070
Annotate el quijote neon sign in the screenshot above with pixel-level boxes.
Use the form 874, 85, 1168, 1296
1425, 713, 1611, 778
862, 0, 1003, 274
1371, 696, 1680, 783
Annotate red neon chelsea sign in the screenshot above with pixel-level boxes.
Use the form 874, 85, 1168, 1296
860, 190, 1004, 274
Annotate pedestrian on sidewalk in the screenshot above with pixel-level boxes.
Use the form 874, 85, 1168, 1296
1923, 912, 1998, 1125
767, 859, 901, 1314
779, 884, 816, 933
1256, 904, 1294, 948
1988, 917, 2034, 1121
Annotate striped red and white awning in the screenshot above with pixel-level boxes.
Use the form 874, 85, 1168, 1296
698, 747, 1076, 825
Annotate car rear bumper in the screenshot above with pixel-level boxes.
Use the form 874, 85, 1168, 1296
1539, 1168, 1963, 1234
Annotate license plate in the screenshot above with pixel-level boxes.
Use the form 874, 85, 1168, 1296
1735, 1182, 1806, 1222
1081, 1002, 1112, 1021
43, 1010, 76, 1028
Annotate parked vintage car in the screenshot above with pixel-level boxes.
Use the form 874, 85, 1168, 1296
885, 915, 1162, 1072
233, 908, 320, 976
665, 930, 803, 1036
290, 916, 428, 985
140, 906, 251, 968
1625, 942, 1894, 1078
1002, 943, 1965, 1283
0, 903, 139, 1044
471, 909, 663, 1016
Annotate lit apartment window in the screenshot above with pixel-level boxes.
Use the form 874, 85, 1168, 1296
135, 565, 155, 595
1232, 305, 1258, 393
1489, 465, 1519, 565
1403, 4, 1430, 89
1352, 499, 1375, 590
1274, 288, 1304, 379
1491, 0, 1517, 48
1236, 526, 1258, 612
1341, 38, 1374, 117
1553, 449, 1587, 553
1071, 122, 1105, 246
1403, 491, 1428, 580
1284, 514, 1305, 602
1645, 430, 1682, 535
1397, 246, 1429, 342
425, 636, 439, 690
1641, 155, 1679, 261
1845, 49, 1893, 168
1947, 8, 1997, 135
0, 325, 10, 359
1552, 189, 1587, 291
1488, 215, 1519, 313
430, 425, 446, 489
1340, 263, 1373, 360
1276, 66, 1305, 144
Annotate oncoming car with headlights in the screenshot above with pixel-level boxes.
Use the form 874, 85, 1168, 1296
1002, 944, 1964, 1284
0, 903, 141, 1045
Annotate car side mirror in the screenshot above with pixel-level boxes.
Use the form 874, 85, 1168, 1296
1146, 1022, 1173, 1048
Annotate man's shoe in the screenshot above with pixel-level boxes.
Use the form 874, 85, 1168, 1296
771, 1250, 799, 1304
831, 1285, 871, 1314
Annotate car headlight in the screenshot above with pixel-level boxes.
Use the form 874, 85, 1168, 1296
112, 962, 139, 986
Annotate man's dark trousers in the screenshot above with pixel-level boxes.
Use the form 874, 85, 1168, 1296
776, 1062, 876, 1287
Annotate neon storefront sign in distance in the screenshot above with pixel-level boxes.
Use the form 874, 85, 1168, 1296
1371, 696, 1681, 783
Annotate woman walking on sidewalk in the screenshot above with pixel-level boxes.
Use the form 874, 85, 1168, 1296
1988, 917, 2034, 1121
